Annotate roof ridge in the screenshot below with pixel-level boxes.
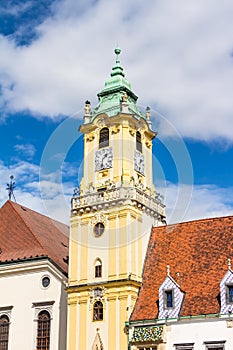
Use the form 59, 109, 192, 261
12, 201, 69, 228
163, 214, 233, 228
8, 201, 49, 255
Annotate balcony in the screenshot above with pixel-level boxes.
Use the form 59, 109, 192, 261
71, 186, 165, 218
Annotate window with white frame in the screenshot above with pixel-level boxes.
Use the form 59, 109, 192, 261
0, 306, 13, 350
204, 340, 226, 349
164, 289, 174, 308
174, 343, 194, 350
33, 301, 54, 350
226, 284, 233, 304
0, 315, 10, 350
36, 310, 51, 350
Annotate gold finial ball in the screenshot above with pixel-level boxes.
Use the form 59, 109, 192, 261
115, 47, 121, 56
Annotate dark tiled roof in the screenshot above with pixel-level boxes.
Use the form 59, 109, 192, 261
131, 215, 233, 321
0, 200, 69, 275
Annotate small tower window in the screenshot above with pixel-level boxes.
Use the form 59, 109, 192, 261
0, 315, 10, 349
94, 223, 105, 237
99, 128, 109, 148
95, 259, 102, 278
136, 131, 142, 152
165, 290, 173, 308
93, 301, 103, 321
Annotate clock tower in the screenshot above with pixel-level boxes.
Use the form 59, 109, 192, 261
67, 48, 166, 350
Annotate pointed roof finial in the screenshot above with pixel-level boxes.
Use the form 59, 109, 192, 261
167, 264, 170, 276
115, 47, 121, 64
111, 47, 125, 78
228, 258, 231, 270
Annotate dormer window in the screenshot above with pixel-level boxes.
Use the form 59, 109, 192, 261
159, 271, 184, 319
220, 268, 233, 314
165, 290, 173, 308
99, 127, 109, 148
136, 131, 142, 152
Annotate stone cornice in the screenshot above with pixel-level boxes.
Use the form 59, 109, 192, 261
0, 257, 67, 282
67, 277, 142, 293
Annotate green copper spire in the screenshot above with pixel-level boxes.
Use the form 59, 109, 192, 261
110, 47, 125, 78
91, 47, 145, 120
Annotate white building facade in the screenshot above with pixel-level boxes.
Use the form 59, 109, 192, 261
0, 258, 67, 350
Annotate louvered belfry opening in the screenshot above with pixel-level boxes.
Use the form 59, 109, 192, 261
136, 131, 142, 152
99, 128, 109, 148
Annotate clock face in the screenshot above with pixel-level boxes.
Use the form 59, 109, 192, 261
134, 150, 145, 175
95, 147, 113, 171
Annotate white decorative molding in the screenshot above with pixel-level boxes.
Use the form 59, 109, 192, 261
89, 286, 108, 303
0, 306, 13, 321
33, 301, 55, 320
91, 212, 108, 226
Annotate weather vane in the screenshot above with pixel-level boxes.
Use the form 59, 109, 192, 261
6, 175, 16, 202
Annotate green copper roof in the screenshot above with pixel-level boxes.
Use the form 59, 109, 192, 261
91, 48, 145, 120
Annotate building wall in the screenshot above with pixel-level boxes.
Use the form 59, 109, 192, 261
0, 259, 67, 350
130, 318, 233, 349
165, 317, 233, 349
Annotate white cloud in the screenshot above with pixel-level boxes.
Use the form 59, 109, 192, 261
164, 182, 233, 224
0, 0, 233, 141
0, 1, 31, 16
14, 143, 36, 159
0, 160, 71, 224
0, 158, 232, 225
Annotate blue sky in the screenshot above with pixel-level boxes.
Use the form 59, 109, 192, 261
0, 0, 233, 224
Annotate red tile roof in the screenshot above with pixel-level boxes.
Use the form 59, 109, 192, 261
131, 215, 233, 321
0, 200, 69, 275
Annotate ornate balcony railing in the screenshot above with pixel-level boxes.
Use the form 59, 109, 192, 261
71, 186, 165, 218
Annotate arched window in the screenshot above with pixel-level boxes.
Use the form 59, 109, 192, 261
0, 315, 9, 350
36, 310, 51, 350
95, 259, 102, 278
99, 128, 109, 148
136, 131, 142, 152
93, 301, 103, 321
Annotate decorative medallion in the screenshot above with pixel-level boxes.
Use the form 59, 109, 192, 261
91, 213, 108, 227
89, 286, 108, 305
